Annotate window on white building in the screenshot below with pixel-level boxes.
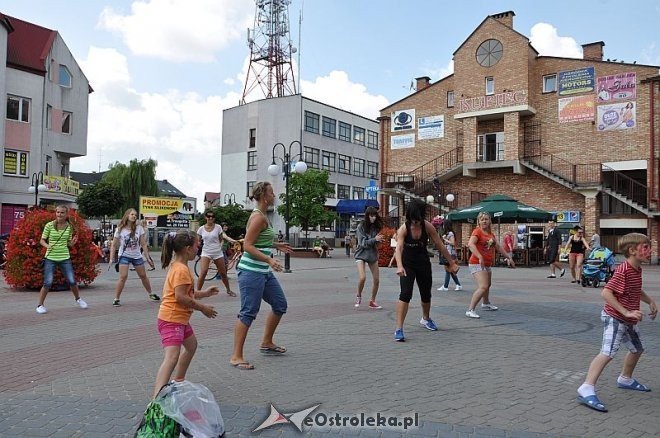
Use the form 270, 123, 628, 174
58, 65, 72, 87
247, 151, 257, 170
367, 130, 378, 149
2, 149, 29, 177
62, 111, 72, 134
6, 96, 30, 123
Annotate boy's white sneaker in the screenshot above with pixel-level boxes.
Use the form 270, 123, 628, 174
36, 305, 48, 314
437, 286, 448, 291
76, 298, 88, 309
454, 285, 462, 291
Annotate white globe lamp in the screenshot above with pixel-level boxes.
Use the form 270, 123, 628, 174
267, 163, 279, 176
425, 195, 434, 204
446, 193, 455, 203
294, 161, 307, 173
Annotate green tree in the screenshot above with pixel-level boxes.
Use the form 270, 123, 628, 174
76, 181, 126, 220
103, 159, 159, 213
277, 169, 336, 243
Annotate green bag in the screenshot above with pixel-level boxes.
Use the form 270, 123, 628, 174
135, 400, 181, 438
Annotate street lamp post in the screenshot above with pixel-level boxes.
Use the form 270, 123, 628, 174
28, 172, 47, 208
223, 193, 236, 206
267, 140, 307, 273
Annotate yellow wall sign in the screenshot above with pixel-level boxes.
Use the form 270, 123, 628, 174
43, 175, 80, 195
139, 196, 196, 229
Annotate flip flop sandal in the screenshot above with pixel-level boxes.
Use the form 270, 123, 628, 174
576, 395, 608, 412
617, 379, 651, 392
230, 362, 254, 370
260, 346, 286, 355
226, 290, 237, 297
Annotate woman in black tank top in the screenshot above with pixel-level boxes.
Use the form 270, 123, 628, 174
563, 227, 591, 284
392, 200, 458, 342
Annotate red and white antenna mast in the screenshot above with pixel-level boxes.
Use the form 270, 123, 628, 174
241, 0, 297, 104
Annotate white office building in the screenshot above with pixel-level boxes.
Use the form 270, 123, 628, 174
221, 95, 380, 243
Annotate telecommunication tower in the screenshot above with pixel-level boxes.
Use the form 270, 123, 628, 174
241, 0, 297, 104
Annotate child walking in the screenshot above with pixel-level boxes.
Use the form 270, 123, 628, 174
576, 233, 657, 412
153, 231, 218, 398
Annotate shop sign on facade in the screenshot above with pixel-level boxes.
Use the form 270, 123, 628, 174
558, 67, 595, 96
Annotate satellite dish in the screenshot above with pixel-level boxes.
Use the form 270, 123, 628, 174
291, 47, 297, 53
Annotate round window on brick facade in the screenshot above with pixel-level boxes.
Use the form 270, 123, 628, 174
476, 39, 503, 67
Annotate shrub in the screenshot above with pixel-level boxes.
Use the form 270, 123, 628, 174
377, 225, 397, 267
3, 208, 100, 289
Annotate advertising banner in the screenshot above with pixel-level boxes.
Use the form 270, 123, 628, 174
139, 196, 196, 229
391, 109, 415, 132
3, 150, 28, 176
558, 95, 595, 123
558, 67, 595, 96
597, 72, 636, 102
390, 134, 415, 150
417, 115, 445, 140
43, 175, 80, 196
597, 101, 636, 132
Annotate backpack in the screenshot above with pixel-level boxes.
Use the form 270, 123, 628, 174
135, 400, 181, 438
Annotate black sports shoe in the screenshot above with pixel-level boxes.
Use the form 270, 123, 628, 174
112, 299, 121, 307
149, 294, 161, 301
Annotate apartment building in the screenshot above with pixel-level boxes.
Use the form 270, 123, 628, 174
0, 13, 90, 234
221, 94, 380, 240
380, 11, 660, 259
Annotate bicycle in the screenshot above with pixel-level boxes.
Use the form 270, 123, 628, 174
194, 255, 218, 281
225, 240, 243, 272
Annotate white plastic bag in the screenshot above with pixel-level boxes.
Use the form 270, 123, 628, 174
156, 381, 224, 438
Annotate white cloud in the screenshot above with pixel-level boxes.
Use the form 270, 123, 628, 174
74, 46, 242, 204
420, 59, 454, 83
640, 42, 660, 66
529, 23, 582, 58
300, 71, 389, 120
98, 0, 253, 62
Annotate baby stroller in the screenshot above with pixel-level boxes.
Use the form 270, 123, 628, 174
581, 247, 615, 288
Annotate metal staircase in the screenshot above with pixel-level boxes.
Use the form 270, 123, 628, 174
521, 153, 659, 216
382, 147, 463, 209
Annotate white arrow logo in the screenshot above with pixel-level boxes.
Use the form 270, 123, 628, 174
253, 404, 321, 432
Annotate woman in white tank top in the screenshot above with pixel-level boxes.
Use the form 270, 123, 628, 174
196, 210, 238, 296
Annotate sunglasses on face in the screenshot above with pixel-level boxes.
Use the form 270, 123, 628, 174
206, 215, 215, 219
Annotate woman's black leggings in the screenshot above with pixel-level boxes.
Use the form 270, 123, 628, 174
399, 263, 432, 303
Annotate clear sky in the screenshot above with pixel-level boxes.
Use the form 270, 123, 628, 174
3, 0, 659, 205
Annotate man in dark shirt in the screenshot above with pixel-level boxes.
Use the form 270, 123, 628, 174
545, 220, 565, 278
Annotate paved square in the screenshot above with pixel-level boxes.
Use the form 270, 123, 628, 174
1, 254, 658, 437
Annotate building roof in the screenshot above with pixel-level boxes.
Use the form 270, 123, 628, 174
70, 171, 105, 188
158, 180, 187, 198
204, 192, 221, 203
4, 14, 56, 75
70, 171, 187, 198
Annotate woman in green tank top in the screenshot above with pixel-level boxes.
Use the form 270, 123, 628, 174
35, 204, 88, 314
230, 182, 292, 370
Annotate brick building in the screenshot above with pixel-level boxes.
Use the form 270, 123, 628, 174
379, 11, 659, 261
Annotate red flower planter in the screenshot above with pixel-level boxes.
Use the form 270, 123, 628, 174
2, 208, 100, 289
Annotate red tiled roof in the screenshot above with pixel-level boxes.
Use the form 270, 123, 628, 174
4, 13, 56, 75
204, 192, 221, 202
